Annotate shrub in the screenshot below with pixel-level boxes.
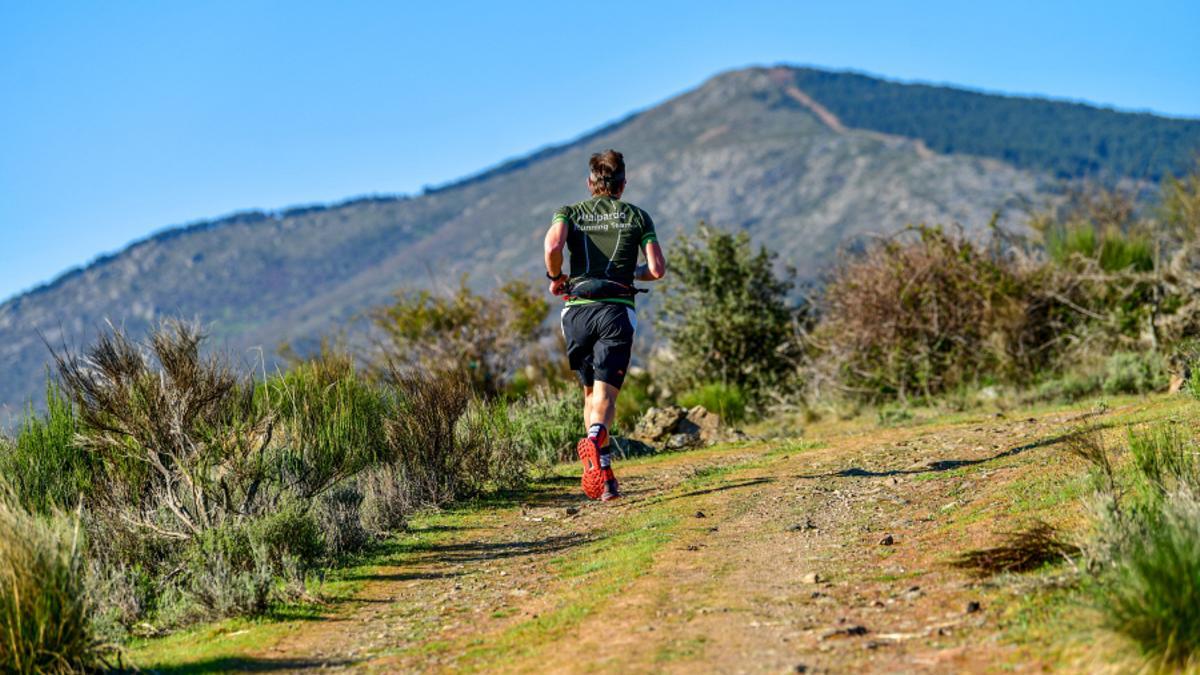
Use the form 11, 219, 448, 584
658, 223, 798, 398
52, 320, 273, 541
678, 383, 747, 424
1081, 422, 1200, 666
358, 465, 411, 535
371, 278, 550, 396
380, 368, 527, 508
314, 485, 369, 558
505, 388, 583, 465
0, 493, 106, 674
814, 226, 1025, 401
261, 351, 393, 499
1100, 351, 1165, 396
0, 383, 92, 514
180, 527, 274, 620
1094, 491, 1200, 666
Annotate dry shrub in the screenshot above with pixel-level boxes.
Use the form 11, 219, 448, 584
53, 320, 273, 541
812, 226, 1026, 401
952, 520, 1081, 576
378, 367, 527, 512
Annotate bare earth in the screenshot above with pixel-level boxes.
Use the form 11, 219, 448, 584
148, 401, 1171, 673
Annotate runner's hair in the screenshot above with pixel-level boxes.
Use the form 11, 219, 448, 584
589, 149, 625, 197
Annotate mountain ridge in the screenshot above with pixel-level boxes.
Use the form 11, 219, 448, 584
2, 64, 1198, 421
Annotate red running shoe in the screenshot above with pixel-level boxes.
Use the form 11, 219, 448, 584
577, 437, 605, 500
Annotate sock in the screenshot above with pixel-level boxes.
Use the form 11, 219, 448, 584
587, 423, 609, 450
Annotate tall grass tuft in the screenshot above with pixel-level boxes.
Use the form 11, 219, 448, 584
0, 492, 106, 674
1083, 422, 1200, 666
1094, 490, 1200, 666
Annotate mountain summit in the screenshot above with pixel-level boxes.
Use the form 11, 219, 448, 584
2, 66, 1197, 419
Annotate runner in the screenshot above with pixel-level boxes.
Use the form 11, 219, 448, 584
543, 149, 667, 501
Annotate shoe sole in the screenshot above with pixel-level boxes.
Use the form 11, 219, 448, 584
577, 437, 605, 500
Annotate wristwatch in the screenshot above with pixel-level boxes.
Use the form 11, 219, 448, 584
546, 271, 566, 281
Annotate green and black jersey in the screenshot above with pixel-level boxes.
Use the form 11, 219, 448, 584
553, 196, 657, 308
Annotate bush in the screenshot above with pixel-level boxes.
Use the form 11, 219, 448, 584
1080, 423, 1200, 666
262, 351, 393, 499
314, 485, 369, 558
52, 320, 273, 541
381, 368, 530, 509
678, 383, 747, 424
658, 224, 797, 398
814, 226, 1025, 401
371, 278, 550, 396
0, 493, 105, 674
0, 383, 92, 514
1100, 351, 1165, 396
505, 388, 583, 465
1030, 351, 1164, 403
1095, 492, 1200, 666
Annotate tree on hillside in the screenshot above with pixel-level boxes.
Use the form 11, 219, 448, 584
657, 224, 799, 400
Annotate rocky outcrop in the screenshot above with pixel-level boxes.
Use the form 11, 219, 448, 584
631, 405, 747, 450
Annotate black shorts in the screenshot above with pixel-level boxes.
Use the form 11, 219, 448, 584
560, 302, 637, 389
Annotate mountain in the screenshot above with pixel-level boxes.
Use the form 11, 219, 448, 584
2, 65, 1198, 421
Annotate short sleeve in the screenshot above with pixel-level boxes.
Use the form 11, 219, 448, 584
639, 208, 657, 246
552, 205, 572, 227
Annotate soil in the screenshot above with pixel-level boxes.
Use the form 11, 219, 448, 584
155, 401, 1164, 673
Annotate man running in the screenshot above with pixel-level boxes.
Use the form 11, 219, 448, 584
544, 149, 667, 501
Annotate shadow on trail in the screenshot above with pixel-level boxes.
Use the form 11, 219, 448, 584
657, 477, 774, 503
135, 655, 355, 673
798, 429, 1084, 480
345, 532, 591, 584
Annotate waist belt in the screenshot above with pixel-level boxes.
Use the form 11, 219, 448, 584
565, 277, 649, 301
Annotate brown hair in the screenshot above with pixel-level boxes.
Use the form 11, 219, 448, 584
588, 149, 625, 197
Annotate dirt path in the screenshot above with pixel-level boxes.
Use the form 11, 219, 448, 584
167, 401, 1167, 673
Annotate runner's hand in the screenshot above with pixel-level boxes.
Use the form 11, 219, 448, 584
549, 277, 568, 296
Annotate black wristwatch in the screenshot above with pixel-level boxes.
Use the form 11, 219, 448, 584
546, 271, 566, 281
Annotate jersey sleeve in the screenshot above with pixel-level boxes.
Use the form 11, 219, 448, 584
552, 205, 572, 228
639, 208, 658, 246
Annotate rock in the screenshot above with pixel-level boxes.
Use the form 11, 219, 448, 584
1170, 373, 1187, 393
966, 600, 982, 613
694, 510, 707, 518
802, 572, 822, 584
630, 404, 746, 449
667, 432, 702, 449
564, 506, 579, 516
821, 624, 868, 639
687, 405, 721, 439
632, 406, 688, 443
878, 534, 894, 546
608, 436, 657, 459
794, 665, 808, 674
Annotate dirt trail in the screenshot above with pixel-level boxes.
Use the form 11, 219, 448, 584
219, 405, 1136, 673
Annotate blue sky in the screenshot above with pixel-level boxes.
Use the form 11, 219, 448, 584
2, 0, 1198, 302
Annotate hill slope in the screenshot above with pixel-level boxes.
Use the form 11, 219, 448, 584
2, 65, 1197, 418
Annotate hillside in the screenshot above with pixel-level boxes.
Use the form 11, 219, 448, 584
2, 65, 1198, 419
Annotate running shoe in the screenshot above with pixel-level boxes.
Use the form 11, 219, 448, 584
577, 437, 605, 500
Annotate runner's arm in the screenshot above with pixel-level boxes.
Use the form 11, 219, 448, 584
544, 218, 568, 293
635, 241, 667, 281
